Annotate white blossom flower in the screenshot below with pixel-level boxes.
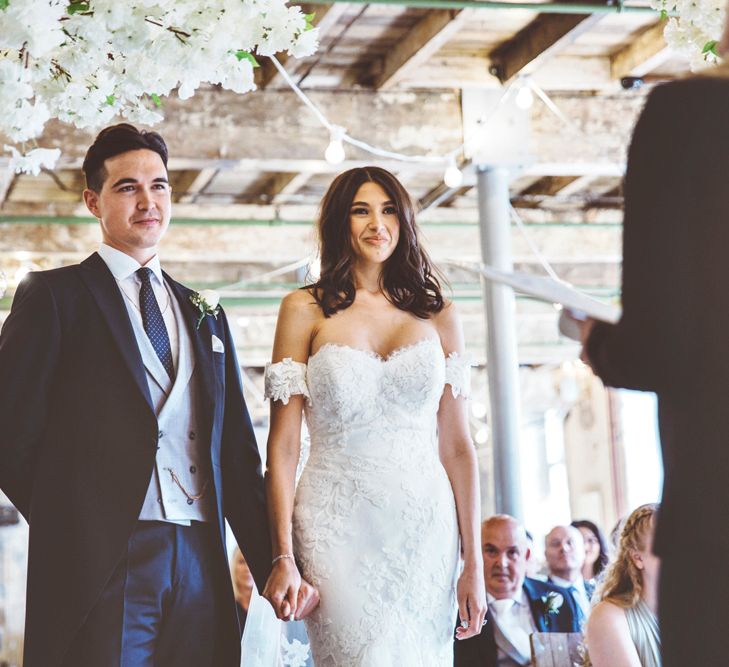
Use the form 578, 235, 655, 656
651, 0, 726, 67
0, 0, 319, 172
4, 145, 61, 176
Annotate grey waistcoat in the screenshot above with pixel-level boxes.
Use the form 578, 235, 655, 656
123, 281, 216, 524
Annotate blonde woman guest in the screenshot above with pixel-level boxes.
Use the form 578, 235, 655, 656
585, 504, 661, 667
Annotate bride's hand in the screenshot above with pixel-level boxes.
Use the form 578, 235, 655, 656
455, 564, 487, 640
296, 577, 321, 619
262, 558, 302, 621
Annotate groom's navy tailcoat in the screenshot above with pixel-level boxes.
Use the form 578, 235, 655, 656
453, 577, 581, 667
0, 252, 271, 667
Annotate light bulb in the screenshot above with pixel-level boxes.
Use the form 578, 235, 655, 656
443, 161, 463, 188
0, 269, 6, 298
325, 125, 346, 165
471, 401, 488, 419
515, 84, 534, 110
475, 427, 489, 445
325, 139, 345, 165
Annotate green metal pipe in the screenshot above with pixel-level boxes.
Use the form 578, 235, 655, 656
305, 0, 664, 15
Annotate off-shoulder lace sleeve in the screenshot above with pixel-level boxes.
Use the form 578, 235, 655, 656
264, 358, 310, 405
444, 352, 473, 399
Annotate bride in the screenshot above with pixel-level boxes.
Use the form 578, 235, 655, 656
261, 166, 486, 665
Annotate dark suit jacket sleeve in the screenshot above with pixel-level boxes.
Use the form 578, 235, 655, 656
586, 85, 678, 392
0, 273, 61, 519
218, 309, 272, 590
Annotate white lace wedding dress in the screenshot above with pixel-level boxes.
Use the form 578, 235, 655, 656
265, 338, 471, 666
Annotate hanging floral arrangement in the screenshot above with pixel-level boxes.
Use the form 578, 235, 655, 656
0, 0, 319, 174
651, 0, 726, 69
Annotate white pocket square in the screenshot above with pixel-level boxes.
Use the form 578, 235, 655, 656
211, 334, 225, 353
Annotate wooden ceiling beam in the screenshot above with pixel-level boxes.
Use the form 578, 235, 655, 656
513, 175, 580, 208
610, 19, 669, 80
0, 170, 17, 209
176, 168, 218, 204
272, 172, 314, 205
489, 10, 605, 83
367, 8, 475, 90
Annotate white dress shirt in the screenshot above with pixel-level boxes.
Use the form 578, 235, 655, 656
550, 574, 591, 618
97, 243, 179, 370
487, 589, 536, 666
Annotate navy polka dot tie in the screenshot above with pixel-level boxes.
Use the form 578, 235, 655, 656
137, 267, 175, 381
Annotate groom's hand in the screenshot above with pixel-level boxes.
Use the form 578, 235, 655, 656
295, 578, 320, 620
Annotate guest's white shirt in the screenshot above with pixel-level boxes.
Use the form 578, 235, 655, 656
487, 589, 536, 666
98, 243, 179, 369
550, 574, 591, 618
487, 589, 537, 635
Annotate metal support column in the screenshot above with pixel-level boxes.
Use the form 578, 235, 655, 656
477, 165, 524, 520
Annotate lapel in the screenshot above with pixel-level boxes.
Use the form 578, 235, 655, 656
157, 285, 196, 422
125, 301, 173, 396
164, 274, 215, 419
524, 579, 549, 632
78, 253, 153, 413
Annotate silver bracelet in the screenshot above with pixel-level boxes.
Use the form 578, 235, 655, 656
272, 553, 295, 565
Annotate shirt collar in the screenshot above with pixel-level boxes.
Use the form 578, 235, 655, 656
98, 243, 163, 284
487, 587, 528, 607
550, 574, 585, 593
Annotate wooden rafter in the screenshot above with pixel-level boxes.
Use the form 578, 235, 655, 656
366, 8, 475, 90
176, 168, 218, 204
272, 172, 314, 205
512, 175, 580, 209
489, 11, 605, 83
0, 170, 15, 209
610, 19, 669, 80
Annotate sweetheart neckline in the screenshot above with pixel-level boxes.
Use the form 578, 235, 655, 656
308, 337, 441, 364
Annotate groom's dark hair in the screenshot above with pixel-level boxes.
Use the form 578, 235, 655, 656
83, 123, 169, 193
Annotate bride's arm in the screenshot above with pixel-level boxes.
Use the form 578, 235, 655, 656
262, 290, 318, 620
435, 303, 487, 640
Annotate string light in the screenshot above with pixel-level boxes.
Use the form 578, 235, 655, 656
324, 126, 346, 165
443, 158, 464, 188
515, 80, 534, 110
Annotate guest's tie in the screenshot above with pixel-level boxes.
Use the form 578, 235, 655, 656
137, 267, 175, 380
569, 584, 590, 618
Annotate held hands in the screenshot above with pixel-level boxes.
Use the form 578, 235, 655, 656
262, 558, 320, 621
455, 564, 487, 641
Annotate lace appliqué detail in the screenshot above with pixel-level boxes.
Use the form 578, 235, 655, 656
445, 351, 473, 399
293, 342, 459, 666
264, 358, 310, 405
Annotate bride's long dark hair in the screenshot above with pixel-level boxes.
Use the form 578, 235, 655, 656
308, 166, 445, 318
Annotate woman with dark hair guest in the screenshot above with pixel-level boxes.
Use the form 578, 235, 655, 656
572, 519, 610, 583
261, 167, 486, 665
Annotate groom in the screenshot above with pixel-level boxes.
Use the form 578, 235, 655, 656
0, 124, 296, 666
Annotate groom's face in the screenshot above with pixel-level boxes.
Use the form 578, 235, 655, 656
83, 148, 171, 264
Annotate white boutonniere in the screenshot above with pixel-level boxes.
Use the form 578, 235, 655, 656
189, 290, 221, 330
540, 591, 564, 627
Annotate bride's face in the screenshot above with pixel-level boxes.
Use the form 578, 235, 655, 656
349, 181, 400, 265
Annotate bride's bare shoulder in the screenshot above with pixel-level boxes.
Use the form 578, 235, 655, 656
279, 287, 322, 319
432, 301, 464, 352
